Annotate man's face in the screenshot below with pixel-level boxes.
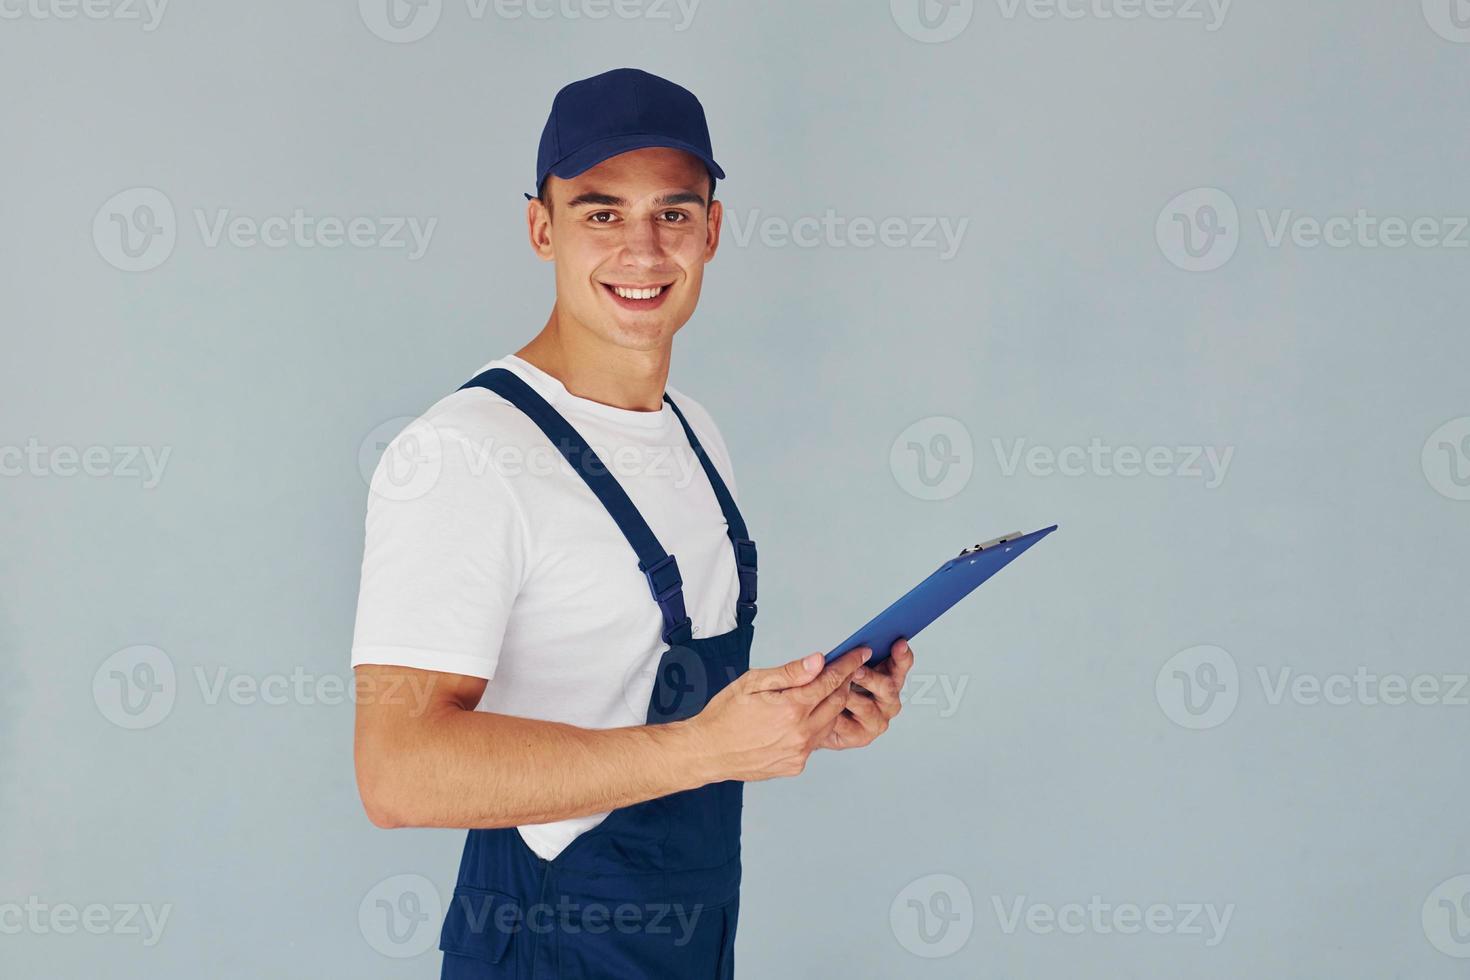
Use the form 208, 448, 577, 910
529, 147, 722, 352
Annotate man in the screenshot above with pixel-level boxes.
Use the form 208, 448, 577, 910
351, 67, 915, 979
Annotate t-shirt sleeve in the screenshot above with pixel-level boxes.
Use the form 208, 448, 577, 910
350, 419, 531, 680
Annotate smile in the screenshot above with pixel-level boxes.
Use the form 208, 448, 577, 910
601, 282, 674, 309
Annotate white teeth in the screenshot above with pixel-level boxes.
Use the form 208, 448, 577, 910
611, 285, 665, 300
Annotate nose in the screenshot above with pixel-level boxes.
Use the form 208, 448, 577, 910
617, 214, 666, 266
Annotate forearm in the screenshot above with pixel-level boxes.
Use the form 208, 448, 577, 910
356, 705, 719, 830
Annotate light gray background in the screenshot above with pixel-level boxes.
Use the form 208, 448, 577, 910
4, 1, 1469, 977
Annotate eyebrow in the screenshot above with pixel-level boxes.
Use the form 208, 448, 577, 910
563, 190, 707, 209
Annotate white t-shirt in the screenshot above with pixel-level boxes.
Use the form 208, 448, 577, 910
350, 354, 743, 860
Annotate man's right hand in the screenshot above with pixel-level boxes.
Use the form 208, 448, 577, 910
686, 647, 871, 783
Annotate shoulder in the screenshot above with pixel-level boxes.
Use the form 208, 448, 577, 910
363, 363, 551, 509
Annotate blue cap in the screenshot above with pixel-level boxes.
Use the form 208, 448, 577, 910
525, 68, 725, 201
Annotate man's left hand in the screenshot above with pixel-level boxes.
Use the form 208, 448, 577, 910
819, 638, 914, 750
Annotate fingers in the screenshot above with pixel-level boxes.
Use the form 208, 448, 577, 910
839, 689, 889, 740
745, 652, 825, 693
807, 673, 857, 733
884, 638, 916, 688
790, 647, 869, 704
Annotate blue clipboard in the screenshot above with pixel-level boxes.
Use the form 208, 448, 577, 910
825, 525, 1058, 666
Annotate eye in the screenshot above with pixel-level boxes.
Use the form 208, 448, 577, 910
660, 210, 690, 223
588, 211, 618, 224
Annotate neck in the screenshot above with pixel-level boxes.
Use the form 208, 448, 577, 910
515, 304, 671, 412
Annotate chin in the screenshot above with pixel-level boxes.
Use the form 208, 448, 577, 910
610, 324, 675, 351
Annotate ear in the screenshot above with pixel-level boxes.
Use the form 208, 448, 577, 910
527, 197, 554, 262
703, 198, 722, 263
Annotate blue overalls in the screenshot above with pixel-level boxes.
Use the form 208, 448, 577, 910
439, 367, 758, 980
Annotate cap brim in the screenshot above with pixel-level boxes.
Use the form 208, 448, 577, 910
546, 134, 725, 185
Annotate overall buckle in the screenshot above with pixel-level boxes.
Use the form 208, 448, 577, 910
732, 536, 758, 621
641, 554, 693, 645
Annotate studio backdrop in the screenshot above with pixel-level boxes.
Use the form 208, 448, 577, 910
4, 2, 1469, 977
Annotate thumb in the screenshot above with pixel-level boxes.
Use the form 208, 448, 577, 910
745, 652, 825, 693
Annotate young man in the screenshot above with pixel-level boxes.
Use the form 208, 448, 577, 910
351, 68, 915, 979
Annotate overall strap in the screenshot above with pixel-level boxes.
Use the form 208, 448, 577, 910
460, 368, 694, 646
663, 395, 759, 627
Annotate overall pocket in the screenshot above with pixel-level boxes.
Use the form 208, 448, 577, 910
439, 885, 522, 978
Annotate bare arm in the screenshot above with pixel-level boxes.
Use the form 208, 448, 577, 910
353, 649, 868, 830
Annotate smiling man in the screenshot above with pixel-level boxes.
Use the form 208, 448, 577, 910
350, 68, 914, 979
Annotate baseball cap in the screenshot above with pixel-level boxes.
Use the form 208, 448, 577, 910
524, 68, 725, 201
